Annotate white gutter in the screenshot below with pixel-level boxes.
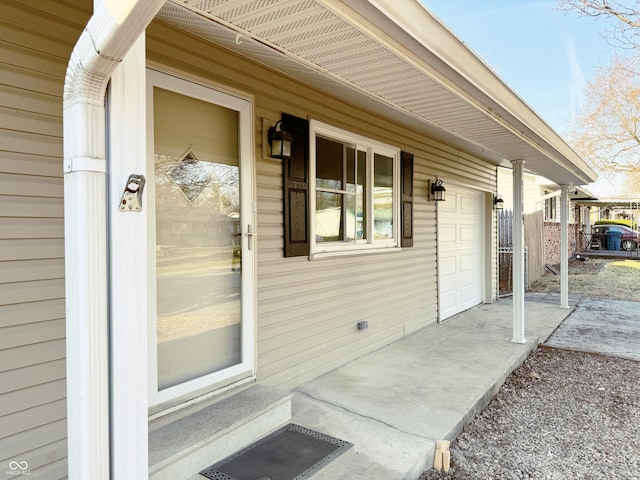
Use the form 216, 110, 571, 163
362, 0, 597, 185
334, 0, 596, 187
63, 1, 164, 478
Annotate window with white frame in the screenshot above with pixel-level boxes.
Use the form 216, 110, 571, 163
310, 120, 400, 255
545, 194, 558, 221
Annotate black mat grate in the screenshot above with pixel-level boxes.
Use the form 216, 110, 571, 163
200, 423, 352, 480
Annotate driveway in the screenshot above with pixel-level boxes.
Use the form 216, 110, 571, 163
544, 297, 640, 361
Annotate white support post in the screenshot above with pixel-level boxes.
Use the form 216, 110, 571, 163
560, 184, 570, 309
108, 37, 149, 478
511, 160, 526, 344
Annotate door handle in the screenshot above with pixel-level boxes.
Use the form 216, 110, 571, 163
246, 225, 256, 250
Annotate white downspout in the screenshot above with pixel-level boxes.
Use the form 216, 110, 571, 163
560, 185, 570, 309
63, 1, 165, 478
511, 160, 526, 344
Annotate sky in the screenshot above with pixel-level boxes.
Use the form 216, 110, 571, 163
420, 1, 620, 195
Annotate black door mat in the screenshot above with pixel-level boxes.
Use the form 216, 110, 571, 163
199, 423, 353, 480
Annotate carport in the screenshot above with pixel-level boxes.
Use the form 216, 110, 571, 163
575, 199, 640, 258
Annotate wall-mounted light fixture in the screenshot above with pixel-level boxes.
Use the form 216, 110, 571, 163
267, 120, 293, 160
430, 178, 446, 202
494, 194, 504, 210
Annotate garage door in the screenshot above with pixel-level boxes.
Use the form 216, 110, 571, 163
437, 186, 485, 320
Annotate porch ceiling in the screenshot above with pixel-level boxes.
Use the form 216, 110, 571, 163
158, 0, 597, 186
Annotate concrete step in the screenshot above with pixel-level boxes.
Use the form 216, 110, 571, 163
149, 384, 292, 480
292, 392, 435, 480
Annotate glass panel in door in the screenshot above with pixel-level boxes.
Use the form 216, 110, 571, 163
153, 87, 242, 390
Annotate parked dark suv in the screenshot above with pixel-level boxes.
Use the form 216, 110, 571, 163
590, 224, 639, 251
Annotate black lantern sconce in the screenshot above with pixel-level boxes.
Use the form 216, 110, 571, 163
268, 120, 293, 160
494, 194, 504, 209
430, 178, 446, 202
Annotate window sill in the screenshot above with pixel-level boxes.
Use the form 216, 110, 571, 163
309, 244, 402, 260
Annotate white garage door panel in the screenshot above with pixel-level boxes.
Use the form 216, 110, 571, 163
459, 254, 479, 272
460, 196, 481, 213
439, 224, 457, 242
460, 225, 479, 237
439, 255, 457, 274
439, 194, 458, 213
439, 289, 457, 311
458, 276, 481, 294
438, 186, 484, 320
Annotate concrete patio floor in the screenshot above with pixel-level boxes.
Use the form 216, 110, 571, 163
544, 296, 640, 361
290, 293, 579, 480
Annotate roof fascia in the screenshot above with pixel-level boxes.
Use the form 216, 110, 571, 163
337, 0, 597, 184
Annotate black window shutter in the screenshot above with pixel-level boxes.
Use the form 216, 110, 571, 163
400, 151, 414, 248
282, 114, 310, 257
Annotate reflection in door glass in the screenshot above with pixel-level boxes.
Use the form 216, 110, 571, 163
153, 87, 241, 390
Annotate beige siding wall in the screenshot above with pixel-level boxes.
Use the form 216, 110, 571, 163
497, 167, 546, 214
147, 20, 497, 391
0, 0, 89, 477
0, 3, 499, 474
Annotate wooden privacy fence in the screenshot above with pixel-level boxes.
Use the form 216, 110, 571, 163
524, 210, 545, 283
498, 209, 545, 296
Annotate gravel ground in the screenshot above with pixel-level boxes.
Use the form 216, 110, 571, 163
419, 258, 640, 480
419, 347, 640, 480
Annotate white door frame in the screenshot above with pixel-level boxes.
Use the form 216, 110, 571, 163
143, 68, 256, 412
108, 37, 151, 480
109, 57, 257, 454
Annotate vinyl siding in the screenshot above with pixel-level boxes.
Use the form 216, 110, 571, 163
497, 167, 545, 214
0, 2, 500, 475
0, 0, 90, 477
147, 20, 497, 392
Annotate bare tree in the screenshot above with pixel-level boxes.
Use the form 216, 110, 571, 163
623, 170, 640, 191
569, 55, 640, 183
557, 0, 640, 49
558, 1, 640, 193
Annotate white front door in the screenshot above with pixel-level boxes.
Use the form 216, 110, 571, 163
146, 70, 255, 410
437, 186, 485, 320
